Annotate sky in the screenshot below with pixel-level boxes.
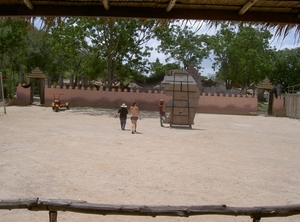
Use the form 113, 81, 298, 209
146, 22, 300, 77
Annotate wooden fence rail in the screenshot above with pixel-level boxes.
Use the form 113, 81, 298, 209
1, 198, 300, 222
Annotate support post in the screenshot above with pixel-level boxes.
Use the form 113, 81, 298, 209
49, 211, 57, 222
0, 72, 6, 114
252, 207, 262, 222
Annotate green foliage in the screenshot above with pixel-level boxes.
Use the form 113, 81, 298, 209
212, 23, 274, 91
257, 102, 268, 113
48, 18, 157, 89
0, 19, 27, 56
155, 22, 210, 70
148, 58, 180, 77
269, 47, 300, 92
0, 18, 29, 98
79, 18, 157, 88
0, 18, 299, 97
257, 102, 268, 112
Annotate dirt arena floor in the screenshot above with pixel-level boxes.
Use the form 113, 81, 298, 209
1, 105, 300, 222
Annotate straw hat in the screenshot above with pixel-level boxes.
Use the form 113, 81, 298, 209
121, 103, 127, 108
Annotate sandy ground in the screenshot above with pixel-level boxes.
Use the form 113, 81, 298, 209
0, 105, 300, 222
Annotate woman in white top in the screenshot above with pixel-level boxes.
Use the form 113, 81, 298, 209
129, 102, 140, 134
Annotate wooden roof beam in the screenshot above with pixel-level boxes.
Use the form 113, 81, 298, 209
23, 0, 34, 10
1, 6, 299, 24
239, 0, 259, 15
166, 0, 176, 12
102, 0, 110, 10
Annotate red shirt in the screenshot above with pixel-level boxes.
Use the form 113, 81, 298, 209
158, 103, 164, 114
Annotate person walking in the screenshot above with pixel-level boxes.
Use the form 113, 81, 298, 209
158, 99, 166, 127
129, 102, 140, 134
115, 103, 128, 130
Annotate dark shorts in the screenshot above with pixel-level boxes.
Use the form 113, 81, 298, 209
131, 116, 138, 120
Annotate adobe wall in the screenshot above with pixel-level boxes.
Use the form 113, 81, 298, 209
10, 84, 31, 106
44, 85, 171, 111
272, 96, 286, 117
198, 93, 258, 115
9, 84, 262, 115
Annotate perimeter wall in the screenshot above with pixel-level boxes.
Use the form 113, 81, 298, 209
10, 84, 286, 116
285, 94, 300, 118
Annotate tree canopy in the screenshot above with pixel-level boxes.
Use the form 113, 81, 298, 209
155, 22, 210, 71
0, 18, 299, 97
211, 23, 274, 92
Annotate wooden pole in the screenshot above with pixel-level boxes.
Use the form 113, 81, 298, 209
0, 72, 6, 114
1, 198, 300, 220
49, 211, 57, 222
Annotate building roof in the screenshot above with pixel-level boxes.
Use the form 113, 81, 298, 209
0, 0, 299, 25
256, 77, 275, 90
27, 67, 47, 79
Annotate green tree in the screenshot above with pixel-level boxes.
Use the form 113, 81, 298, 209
212, 23, 273, 92
269, 47, 300, 93
46, 18, 91, 84
230, 25, 273, 91
23, 27, 54, 74
148, 58, 180, 77
78, 18, 156, 89
155, 23, 210, 71
133, 58, 180, 86
0, 18, 29, 98
211, 23, 236, 89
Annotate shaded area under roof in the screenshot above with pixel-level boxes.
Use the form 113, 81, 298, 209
0, 0, 299, 25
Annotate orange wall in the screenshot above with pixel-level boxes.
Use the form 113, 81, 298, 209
272, 96, 286, 117
44, 85, 171, 111
198, 93, 258, 115
12, 84, 286, 116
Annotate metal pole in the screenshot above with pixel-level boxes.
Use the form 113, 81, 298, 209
0, 72, 6, 114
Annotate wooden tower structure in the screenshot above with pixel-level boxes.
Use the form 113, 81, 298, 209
162, 69, 200, 128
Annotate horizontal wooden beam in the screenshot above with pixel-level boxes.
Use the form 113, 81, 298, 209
0, 5, 299, 24
1, 198, 300, 220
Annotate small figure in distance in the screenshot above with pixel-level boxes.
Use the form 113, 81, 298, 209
115, 103, 128, 130
158, 99, 166, 127
129, 102, 141, 134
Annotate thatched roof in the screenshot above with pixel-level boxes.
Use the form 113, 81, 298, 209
0, 1, 299, 24
256, 77, 275, 90
0, 1, 299, 39
27, 67, 47, 79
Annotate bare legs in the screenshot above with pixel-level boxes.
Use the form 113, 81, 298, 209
131, 119, 137, 133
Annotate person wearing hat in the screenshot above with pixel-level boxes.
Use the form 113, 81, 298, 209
115, 103, 128, 130
158, 99, 166, 127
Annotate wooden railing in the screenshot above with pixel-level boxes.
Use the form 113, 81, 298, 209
1, 198, 300, 222
287, 84, 300, 94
